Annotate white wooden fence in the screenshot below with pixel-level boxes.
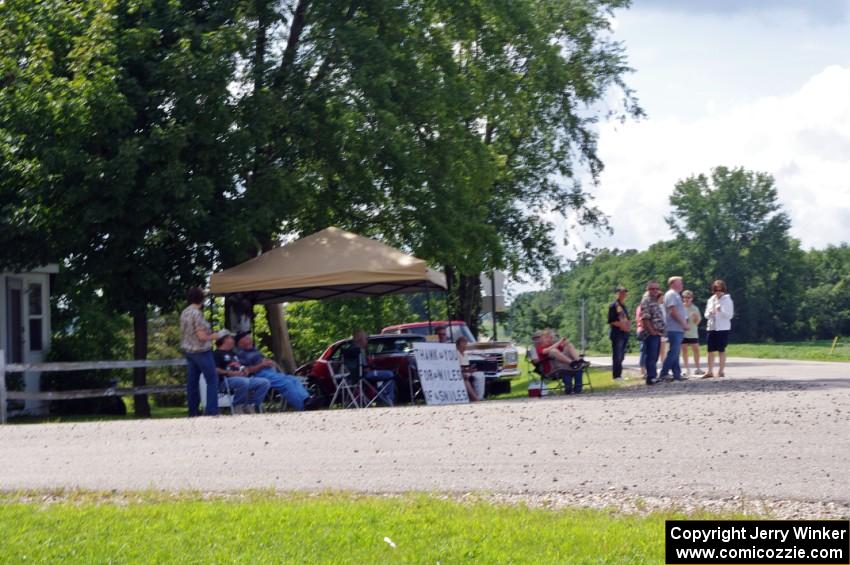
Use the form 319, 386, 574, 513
0, 349, 186, 424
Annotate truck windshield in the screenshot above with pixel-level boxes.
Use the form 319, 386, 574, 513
399, 324, 476, 342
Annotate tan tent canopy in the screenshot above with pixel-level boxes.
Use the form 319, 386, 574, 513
209, 227, 446, 303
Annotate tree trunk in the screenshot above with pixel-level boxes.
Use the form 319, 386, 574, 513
264, 303, 296, 373
132, 310, 151, 418
445, 267, 482, 338
458, 273, 483, 338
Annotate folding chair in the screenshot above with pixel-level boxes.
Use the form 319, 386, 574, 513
342, 346, 395, 408
328, 358, 363, 408
199, 375, 236, 414
526, 347, 592, 395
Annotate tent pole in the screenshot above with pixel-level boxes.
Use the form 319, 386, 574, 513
426, 285, 433, 333
491, 271, 498, 341
445, 291, 454, 341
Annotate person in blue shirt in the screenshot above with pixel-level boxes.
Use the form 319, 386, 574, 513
213, 330, 270, 414
234, 331, 321, 411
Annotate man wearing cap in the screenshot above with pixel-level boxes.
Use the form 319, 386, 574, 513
213, 330, 271, 414
234, 331, 321, 411
607, 286, 631, 381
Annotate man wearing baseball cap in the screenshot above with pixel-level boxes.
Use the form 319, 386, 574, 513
234, 331, 322, 411
607, 285, 631, 381
213, 329, 271, 414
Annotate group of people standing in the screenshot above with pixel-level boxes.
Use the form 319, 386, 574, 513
608, 278, 734, 385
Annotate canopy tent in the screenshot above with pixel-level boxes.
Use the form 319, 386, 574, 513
209, 227, 446, 303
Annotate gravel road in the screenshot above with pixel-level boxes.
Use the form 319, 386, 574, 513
2, 356, 848, 517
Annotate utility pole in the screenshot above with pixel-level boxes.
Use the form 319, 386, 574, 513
580, 298, 587, 354
491, 271, 498, 341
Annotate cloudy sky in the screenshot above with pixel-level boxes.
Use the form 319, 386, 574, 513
552, 0, 850, 265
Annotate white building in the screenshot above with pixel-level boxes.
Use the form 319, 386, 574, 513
1, 265, 56, 415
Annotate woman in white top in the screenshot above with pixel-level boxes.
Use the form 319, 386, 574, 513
704, 279, 734, 378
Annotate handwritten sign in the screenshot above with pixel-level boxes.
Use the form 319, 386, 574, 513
411, 343, 469, 405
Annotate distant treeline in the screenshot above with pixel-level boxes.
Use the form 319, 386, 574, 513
509, 167, 850, 351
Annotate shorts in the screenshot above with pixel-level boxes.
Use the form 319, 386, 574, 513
682, 337, 699, 344
707, 330, 730, 352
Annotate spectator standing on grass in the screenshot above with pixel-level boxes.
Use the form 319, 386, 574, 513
608, 285, 631, 380
681, 290, 703, 376
639, 281, 665, 385
180, 287, 220, 417
660, 276, 690, 381
213, 330, 271, 414
704, 279, 735, 378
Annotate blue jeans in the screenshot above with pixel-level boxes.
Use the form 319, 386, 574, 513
610, 331, 628, 379
365, 369, 396, 405
564, 370, 583, 394
186, 350, 219, 416
643, 335, 661, 383
255, 368, 310, 410
639, 339, 647, 370
660, 330, 684, 379
223, 376, 271, 407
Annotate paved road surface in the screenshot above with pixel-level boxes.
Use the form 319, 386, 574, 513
1, 356, 848, 513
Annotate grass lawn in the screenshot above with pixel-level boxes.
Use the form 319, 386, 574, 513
725, 339, 850, 362
0, 491, 733, 564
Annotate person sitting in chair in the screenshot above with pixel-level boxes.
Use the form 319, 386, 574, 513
234, 331, 322, 411
348, 330, 396, 406
434, 325, 450, 343
213, 330, 270, 414
534, 328, 585, 394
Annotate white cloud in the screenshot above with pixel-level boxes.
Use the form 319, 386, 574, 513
590, 65, 850, 252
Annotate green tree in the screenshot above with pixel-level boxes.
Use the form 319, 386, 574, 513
667, 166, 805, 341
225, 0, 640, 338
798, 245, 850, 338
1, 0, 240, 415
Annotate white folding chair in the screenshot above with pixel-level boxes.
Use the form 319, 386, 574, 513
328, 360, 363, 408
199, 376, 236, 414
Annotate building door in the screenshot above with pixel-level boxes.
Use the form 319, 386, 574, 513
5, 278, 24, 364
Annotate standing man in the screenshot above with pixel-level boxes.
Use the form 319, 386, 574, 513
639, 281, 665, 385
608, 285, 631, 381
659, 276, 690, 381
